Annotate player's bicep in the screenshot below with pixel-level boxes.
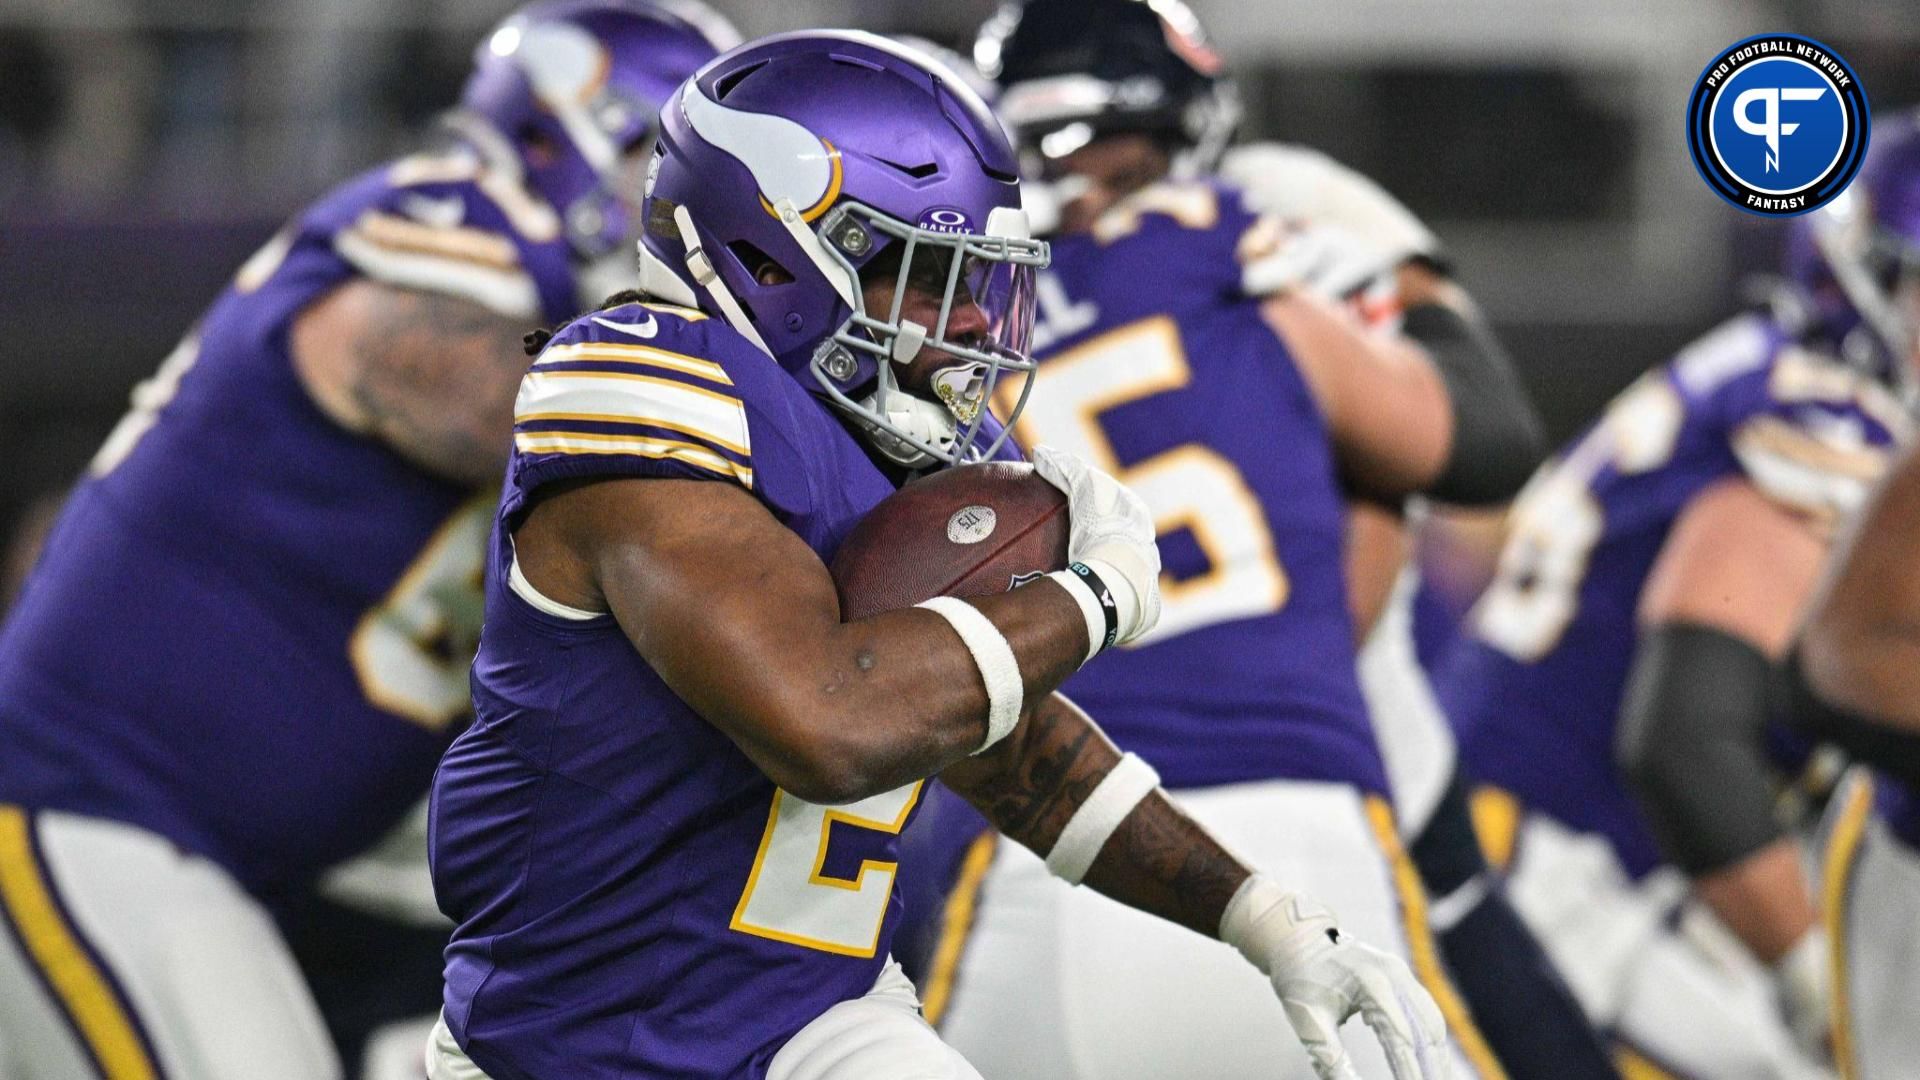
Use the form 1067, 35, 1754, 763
1262, 291, 1451, 498
290, 278, 532, 488
1637, 477, 1827, 654
521, 476, 848, 769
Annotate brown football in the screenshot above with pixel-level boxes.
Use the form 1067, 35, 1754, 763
831, 462, 1070, 620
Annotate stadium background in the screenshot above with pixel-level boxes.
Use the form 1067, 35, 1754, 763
1, 0, 1916, 605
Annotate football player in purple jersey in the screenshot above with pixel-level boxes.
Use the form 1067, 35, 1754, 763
1438, 113, 1920, 1080
1763, 110, 1920, 1080
892, 2, 1610, 1078
426, 31, 1451, 1080
0, 5, 730, 1078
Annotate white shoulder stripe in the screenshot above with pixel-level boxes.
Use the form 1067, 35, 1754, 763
516, 372, 750, 456
335, 230, 539, 319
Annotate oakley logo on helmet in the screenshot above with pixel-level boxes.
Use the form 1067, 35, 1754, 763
1686, 34, 1870, 217
918, 208, 975, 234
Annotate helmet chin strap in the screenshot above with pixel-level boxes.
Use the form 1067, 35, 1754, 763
672, 204, 773, 357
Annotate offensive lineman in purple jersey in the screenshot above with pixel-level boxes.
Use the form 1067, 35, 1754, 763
1436, 116, 1920, 1080
898, 3, 1611, 1078
0, 6, 728, 1078
427, 32, 1451, 1080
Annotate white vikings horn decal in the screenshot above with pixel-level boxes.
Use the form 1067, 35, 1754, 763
681, 85, 843, 221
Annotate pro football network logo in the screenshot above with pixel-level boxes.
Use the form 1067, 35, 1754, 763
1685, 34, 1869, 216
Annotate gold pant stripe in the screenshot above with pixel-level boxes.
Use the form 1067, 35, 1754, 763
0, 807, 159, 1080
1467, 787, 1522, 874
1363, 796, 1509, 1080
1821, 774, 1875, 1080
1615, 1045, 1683, 1080
919, 831, 998, 1027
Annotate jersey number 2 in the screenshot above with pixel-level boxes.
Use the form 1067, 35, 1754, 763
731, 782, 922, 957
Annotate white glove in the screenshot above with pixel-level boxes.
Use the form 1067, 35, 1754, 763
1220, 142, 1440, 267
1030, 445, 1162, 647
1222, 875, 1453, 1080
1772, 927, 1834, 1063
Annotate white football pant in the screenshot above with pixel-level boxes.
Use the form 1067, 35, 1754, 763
1358, 567, 1456, 841
1819, 770, 1920, 1080
0, 807, 341, 1080
1478, 799, 1832, 1079
425, 960, 977, 1080
931, 779, 1499, 1079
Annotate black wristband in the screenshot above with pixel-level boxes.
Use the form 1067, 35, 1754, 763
1068, 561, 1120, 654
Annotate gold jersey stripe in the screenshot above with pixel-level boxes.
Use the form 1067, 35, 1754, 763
517, 371, 751, 460
514, 431, 753, 488
516, 411, 750, 457
536, 341, 733, 386
345, 210, 521, 272
0, 807, 159, 1080
1363, 796, 1510, 1080
919, 831, 999, 1026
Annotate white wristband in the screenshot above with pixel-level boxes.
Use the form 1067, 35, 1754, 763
1219, 873, 1296, 972
916, 596, 1023, 753
1044, 752, 1160, 884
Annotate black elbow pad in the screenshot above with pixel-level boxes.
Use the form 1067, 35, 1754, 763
1616, 623, 1785, 876
1400, 303, 1547, 505
1778, 646, 1920, 790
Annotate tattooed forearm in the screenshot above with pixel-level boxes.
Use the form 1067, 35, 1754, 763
941, 693, 1115, 852
940, 693, 1252, 938
346, 285, 533, 488
1081, 790, 1251, 937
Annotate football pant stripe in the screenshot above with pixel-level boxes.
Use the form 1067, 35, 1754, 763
1363, 795, 1509, 1080
1468, 786, 1523, 874
535, 341, 734, 386
513, 431, 754, 487
1821, 771, 1875, 1080
0, 806, 164, 1080
516, 372, 750, 460
1612, 1042, 1685, 1080
918, 830, 998, 1028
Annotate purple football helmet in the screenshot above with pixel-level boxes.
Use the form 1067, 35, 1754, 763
1787, 108, 1920, 399
640, 31, 1049, 468
457, 0, 737, 262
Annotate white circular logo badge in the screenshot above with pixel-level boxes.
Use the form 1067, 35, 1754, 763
946, 505, 997, 545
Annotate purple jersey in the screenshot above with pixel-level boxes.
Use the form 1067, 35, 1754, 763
433, 304, 1021, 1079
1005, 179, 1388, 794
0, 139, 581, 896
1439, 315, 1910, 877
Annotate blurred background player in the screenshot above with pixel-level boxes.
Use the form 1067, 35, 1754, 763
1436, 114, 1920, 1080
894, 1, 1607, 1077
428, 30, 1449, 1080
1771, 110, 1920, 1080
0, 4, 729, 1077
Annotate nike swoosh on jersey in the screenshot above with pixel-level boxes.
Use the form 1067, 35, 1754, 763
400, 193, 466, 229
591, 313, 660, 339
